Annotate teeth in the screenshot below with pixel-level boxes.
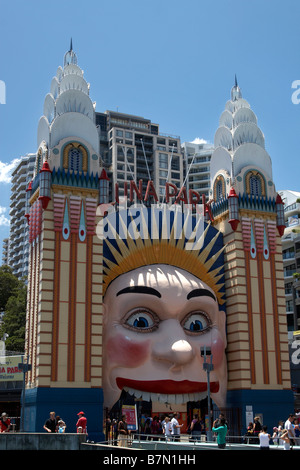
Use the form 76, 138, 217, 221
176, 394, 183, 404
124, 388, 208, 404
158, 394, 168, 402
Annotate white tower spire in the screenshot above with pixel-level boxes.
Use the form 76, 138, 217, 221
64, 38, 77, 66
209, 79, 275, 202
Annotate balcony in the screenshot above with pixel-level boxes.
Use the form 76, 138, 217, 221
283, 251, 295, 261
284, 269, 297, 278
284, 202, 300, 215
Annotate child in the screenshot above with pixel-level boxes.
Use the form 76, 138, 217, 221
57, 420, 66, 433
280, 429, 291, 450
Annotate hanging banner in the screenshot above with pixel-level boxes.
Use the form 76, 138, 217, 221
121, 405, 138, 431
0, 355, 24, 382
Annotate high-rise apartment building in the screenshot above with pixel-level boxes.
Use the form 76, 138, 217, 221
1, 238, 9, 266
280, 190, 300, 338
96, 111, 183, 202
181, 141, 213, 200
8, 154, 35, 279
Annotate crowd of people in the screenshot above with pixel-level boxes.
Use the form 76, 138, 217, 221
43, 410, 87, 434
244, 413, 300, 450
106, 412, 186, 447
2, 406, 300, 450
106, 412, 229, 447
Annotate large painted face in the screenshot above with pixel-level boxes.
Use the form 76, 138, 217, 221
103, 264, 227, 409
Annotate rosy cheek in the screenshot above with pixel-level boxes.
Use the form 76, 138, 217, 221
211, 332, 226, 368
107, 333, 151, 368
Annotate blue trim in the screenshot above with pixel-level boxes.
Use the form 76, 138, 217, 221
23, 387, 105, 442
226, 389, 294, 436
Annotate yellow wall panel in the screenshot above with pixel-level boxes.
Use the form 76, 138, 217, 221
252, 313, 262, 348
264, 279, 273, 313
58, 303, 69, 343
251, 277, 260, 313
254, 350, 264, 384
266, 315, 275, 350
263, 261, 271, 278
249, 259, 257, 277
75, 304, 86, 344
60, 242, 70, 261
59, 262, 69, 302
77, 243, 87, 262
76, 267, 86, 303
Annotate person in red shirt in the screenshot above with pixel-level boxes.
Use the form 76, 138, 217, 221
0, 412, 11, 432
76, 411, 87, 434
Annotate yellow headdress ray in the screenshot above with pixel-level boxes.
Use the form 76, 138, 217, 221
102, 207, 225, 305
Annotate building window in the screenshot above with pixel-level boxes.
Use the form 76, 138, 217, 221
127, 148, 134, 163
249, 175, 262, 196
171, 156, 180, 171
216, 180, 223, 199
285, 283, 293, 295
63, 142, 88, 172
68, 147, 83, 172
213, 175, 225, 201
171, 172, 180, 180
159, 153, 168, 169
245, 170, 266, 197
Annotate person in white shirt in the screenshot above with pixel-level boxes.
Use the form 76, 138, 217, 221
171, 413, 183, 442
284, 414, 295, 448
259, 426, 271, 450
163, 416, 172, 441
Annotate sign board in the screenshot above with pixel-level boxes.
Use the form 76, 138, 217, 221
288, 215, 299, 227
0, 355, 24, 381
121, 405, 138, 431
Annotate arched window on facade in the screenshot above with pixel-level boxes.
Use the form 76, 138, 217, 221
245, 170, 266, 197
213, 175, 226, 201
216, 179, 224, 200
249, 174, 262, 196
68, 147, 83, 172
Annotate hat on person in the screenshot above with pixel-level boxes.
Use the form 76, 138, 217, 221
77, 411, 85, 415
1, 413, 7, 417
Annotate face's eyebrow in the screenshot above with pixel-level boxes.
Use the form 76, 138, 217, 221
187, 288, 217, 302
116, 286, 162, 298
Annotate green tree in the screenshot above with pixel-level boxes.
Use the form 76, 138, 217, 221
0, 265, 20, 312
0, 267, 27, 352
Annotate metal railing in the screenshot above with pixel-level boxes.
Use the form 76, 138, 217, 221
103, 431, 300, 448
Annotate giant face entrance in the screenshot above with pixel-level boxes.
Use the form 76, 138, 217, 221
105, 390, 212, 441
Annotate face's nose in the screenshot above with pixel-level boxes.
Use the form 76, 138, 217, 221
152, 319, 194, 368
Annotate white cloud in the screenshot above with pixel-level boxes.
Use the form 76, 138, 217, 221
0, 158, 22, 183
191, 138, 207, 144
0, 206, 10, 227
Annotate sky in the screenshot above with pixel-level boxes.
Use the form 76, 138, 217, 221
0, 0, 300, 251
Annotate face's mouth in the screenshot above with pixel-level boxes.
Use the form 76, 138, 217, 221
116, 378, 219, 404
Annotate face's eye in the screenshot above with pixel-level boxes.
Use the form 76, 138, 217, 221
123, 309, 159, 333
182, 312, 211, 335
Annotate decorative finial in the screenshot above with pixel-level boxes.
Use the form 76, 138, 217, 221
64, 38, 77, 67
231, 74, 242, 101
235, 74, 238, 88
